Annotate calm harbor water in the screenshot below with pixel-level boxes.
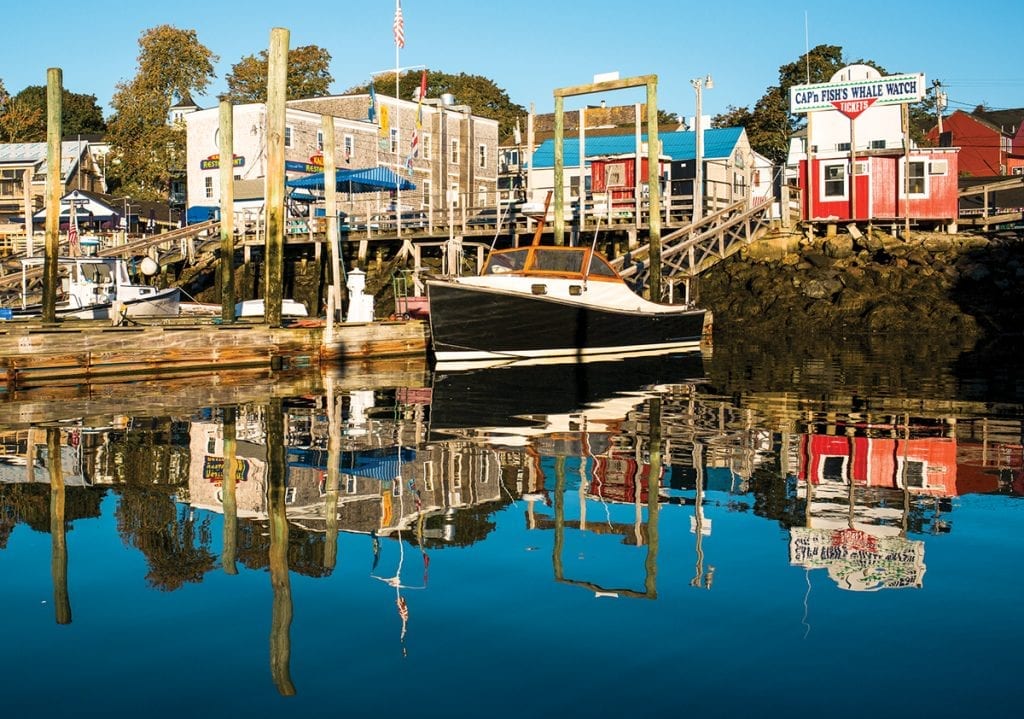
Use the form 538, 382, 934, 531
2, 335, 1022, 718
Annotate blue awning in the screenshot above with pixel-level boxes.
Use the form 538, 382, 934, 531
286, 166, 416, 193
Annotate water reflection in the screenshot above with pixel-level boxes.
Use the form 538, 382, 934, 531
2, 347, 1022, 710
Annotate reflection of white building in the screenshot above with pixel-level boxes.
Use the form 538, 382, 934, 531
187, 420, 268, 517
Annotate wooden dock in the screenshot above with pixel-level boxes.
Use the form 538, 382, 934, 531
0, 355, 429, 429
0, 318, 428, 390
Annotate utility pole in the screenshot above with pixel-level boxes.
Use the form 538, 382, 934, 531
934, 80, 947, 136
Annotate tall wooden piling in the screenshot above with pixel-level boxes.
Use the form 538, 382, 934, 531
219, 99, 236, 323
322, 115, 344, 320
264, 28, 289, 328
222, 406, 238, 575
48, 427, 71, 624
43, 69, 63, 323
645, 78, 662, 302
266, 397, 295, 695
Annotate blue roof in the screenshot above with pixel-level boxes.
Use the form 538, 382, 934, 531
529, 127, 744, 169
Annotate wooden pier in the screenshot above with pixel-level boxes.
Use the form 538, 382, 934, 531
0, 317, 427, 390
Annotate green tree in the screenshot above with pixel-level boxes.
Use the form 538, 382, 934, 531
347, 70, 526, 141
0, 86, 106, 141
711, 44, 934, 164
225, 44, 333, 102
106, 25, 217, 199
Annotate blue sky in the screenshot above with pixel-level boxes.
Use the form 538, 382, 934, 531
2, 0, 1021, 121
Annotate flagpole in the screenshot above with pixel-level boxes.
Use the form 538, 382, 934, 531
394, 0, 402, 236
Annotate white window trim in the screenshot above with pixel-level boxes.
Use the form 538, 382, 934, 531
343, 134, 354, 160
816, 454, 849, 484
898, 158, 929, 199
284, 125, 293, 148
478, 143, 487, 169
820, 161, 848, 201
450, 138, 459, 164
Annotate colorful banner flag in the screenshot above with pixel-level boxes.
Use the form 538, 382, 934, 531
379, 105, 390, 138
393, 1, 405, 48
368, 84, 377, 123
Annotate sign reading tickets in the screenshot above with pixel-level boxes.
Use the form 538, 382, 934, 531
790, 73, 925, 115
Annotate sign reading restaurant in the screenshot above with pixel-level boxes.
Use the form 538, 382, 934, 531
790, 72, 925, 116
200, 154, 245, 170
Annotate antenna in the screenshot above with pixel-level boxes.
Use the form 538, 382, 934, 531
804, 11, 811, 83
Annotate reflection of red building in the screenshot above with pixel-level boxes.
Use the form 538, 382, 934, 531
799, 433, 957, 496
798, 423, 1024, 498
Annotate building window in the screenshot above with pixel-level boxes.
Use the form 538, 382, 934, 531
478, 143, 487, 169
870, 139, 886, 149
605, 163, 625, 187
450, 139, 459, 164
284, 126, 293, 148
343, 135, 354, 161
837, 142, 851, 152
346, 476, 356, 494
478, 185, 487, 206
423, 133, 432, 158
422, 179, 432, 208
204, 176, 214, 199
822, 162, 846, 199
900, 159, 927, 197
390, 128, 399, 154
450, 183, 460, 208
316, 130, 323, 151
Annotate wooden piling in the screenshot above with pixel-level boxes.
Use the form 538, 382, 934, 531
267, 397, 296, 695
219, 99, 236, 323
222, 406, 238, 575
43, 69, 62, 323
322, 115, 344, 322
264, 28, 289, 328
48, 426, 71, 624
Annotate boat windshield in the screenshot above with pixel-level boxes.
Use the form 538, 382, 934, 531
483, 247, 620, 279
483, 249, 529, 274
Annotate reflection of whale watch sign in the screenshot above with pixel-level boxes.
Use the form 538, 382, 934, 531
200, 154, 245, 170
789, 527, 926, 591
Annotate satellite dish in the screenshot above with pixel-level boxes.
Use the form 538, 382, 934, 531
140, 257, 159, 276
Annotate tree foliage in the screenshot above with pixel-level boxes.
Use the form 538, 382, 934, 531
347, 70, 526, 141
106, 25, 217, 199
225, 45, 334, 102
711, 44, 935, 164
0, 86, 106, 142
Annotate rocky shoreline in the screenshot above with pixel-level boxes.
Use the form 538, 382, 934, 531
697, 225, 1024, 351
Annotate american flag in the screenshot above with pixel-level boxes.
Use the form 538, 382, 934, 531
393, 1, 405, 48
68, 211, 79, 256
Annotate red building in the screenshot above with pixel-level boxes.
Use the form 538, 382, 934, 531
928, 108, 1024, 177
796, 148, 959, 226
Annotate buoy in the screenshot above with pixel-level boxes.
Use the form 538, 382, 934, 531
139, 257, 159, 276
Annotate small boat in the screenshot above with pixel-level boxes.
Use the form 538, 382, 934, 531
426, 198, 709, 363
3, 256, 180, 321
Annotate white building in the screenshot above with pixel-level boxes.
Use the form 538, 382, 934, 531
185, 93, 500, 222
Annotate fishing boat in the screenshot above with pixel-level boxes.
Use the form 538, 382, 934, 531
425, 197, 709, 363
2, 256, 180, 321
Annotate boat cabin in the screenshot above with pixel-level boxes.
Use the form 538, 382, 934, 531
483, 246, 621, 281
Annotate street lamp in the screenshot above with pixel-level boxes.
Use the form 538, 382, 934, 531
690, 74, 713, 223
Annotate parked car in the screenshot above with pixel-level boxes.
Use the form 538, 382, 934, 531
468, 204, 524, 227
369, 210, 428, 230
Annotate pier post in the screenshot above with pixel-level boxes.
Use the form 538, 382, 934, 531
43, 68, 62, 323
219, 99, 236, 323
264, 28, 289, 327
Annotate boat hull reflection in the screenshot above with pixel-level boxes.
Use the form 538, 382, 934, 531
429, 350, 706, 438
